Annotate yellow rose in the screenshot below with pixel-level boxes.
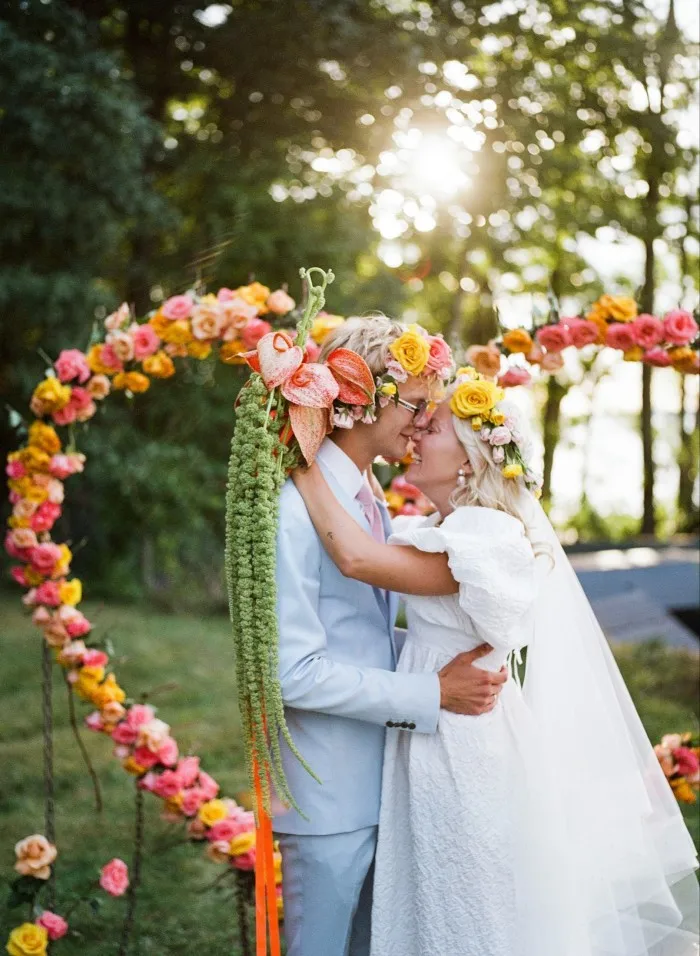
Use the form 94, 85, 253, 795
219, 342, 248, 365
669, 347, 699, 374
30, 378, 71, 413
502, 463, 523, 479
502, 329, 533, 354
229, 832, 256, 857
450, 380, 503, 419
379, 382, 397, 397
74, 665, 105, 702
122, 756, 148, 776
455, 366, 478, 379
8, 516, 30, 529
389, 326, 431, 376
142, 351, 175, 379
52, 544, 72, 579
186, 340, 213, 360
605, 295, 637, 322
198, 799, 229, 827
384, 491, 405, 512
17, 447, 52, 474
489, 410, 506, 426
623, 347, 644, 363
28, 422, 61, 456
86, 345, 117, 376
91, 673, 126, 709
113, 372, 151, 393
148, 311, 172, 338
157, 319, 193, 346
310, 313, 344, 345
670, 778, 697, 804
6, 923, 48, 956
59, 579, 82, 606
470, 417, 483, 431
23, 485, 49, 505
237, 282, 271, 312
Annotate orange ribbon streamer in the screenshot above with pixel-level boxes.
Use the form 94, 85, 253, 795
253, 756, 281, 956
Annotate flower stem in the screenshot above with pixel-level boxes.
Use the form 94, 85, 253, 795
41, 640, 56, 911
118, 783, 144, 956
64, 672, 103, 812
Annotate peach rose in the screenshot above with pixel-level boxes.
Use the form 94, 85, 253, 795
106, 330, 135, 363
14, 835, 57, 880
266, 289, 296, 315
99, 858, 129, 896
104, 303, 130, 331
190, 302, 224, 341
137, 717, 171, 752
464, 343, 501, 379
86, 374, 111, 400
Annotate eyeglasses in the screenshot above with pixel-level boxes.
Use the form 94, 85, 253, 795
396, 398, 429, 422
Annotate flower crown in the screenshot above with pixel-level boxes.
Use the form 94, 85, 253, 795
332, 324, 454, 429
449, 366, 542, 496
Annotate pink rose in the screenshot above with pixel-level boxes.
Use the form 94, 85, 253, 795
304, 341, 321, 363
52, 402, 78, 426
266, 290, 296, 315
190, 302, 223, 341
391, 475, 423, 499
233, 849, 256, 872
179, 787, 207, 817
161, 295, 194, 321
32, 606, 52, 626
198, 771, 219, 800
86, 374, 111, 400
49, 453, 85, 479
131, 746, 161, 770
62, 609, 92, 638
36, 911, 68, 941
157, 736, 179, 767
397, 503, 422, 516
111, 722, 138, 746
32, 503, 62, 533
207, 809, 254, 842
83, 649, 108, 668
85, 712, 105, 732
130, 323, 161, 360
498, 367, 531, 388
426, 335, 453, 374
138, 772, 159, 793
536, 324, 572, 353
565, 318, 599, 349
99, 859, 129, 897
99, 342, 124, 372
6, 459, 27, 479
216, 288, 235, 302
35, 580, 61, 606
152, 769, 184, 799
540, 352, 564, 372
673, 746, 700, 778
488, 426, 513, 446
630, 314, 664, 349
104, 303, 130, 332
55, 349, 90, 384
29, 542, 62, 575
605, 324, 637, 352
663, 309, 699, 346
241, 319, 273, 349
11, 566, 29, 586
126, 704, 155, 729
106, 330, 135, 363
177, 756, 201, 788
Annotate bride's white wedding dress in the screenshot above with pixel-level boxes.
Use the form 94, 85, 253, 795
370, 504, 699, 956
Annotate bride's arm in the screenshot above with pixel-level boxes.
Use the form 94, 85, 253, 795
292, 464, 458, 597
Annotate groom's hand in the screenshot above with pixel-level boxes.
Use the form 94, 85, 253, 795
438, 644, 507, 715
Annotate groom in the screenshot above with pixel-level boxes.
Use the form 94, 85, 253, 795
274, 315, 506, 956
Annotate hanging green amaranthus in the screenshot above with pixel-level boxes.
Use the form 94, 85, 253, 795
225, 267, 333, 817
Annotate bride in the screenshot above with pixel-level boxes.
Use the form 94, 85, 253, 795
292, 367, 699, 956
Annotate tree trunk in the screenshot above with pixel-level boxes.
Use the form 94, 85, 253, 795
541, 378, 567, 507
639, 206, 657, 535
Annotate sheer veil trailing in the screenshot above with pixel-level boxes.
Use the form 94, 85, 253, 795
519, 493, 699, 956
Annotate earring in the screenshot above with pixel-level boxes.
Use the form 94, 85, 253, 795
457, 466, 467, 487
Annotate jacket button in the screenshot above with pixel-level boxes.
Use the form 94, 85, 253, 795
408, 722, 416, 730
386, 720, 395, 727
400, 721, 409, 729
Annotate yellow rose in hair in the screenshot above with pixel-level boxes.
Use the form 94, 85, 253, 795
502, 463, 523, 479
310, 313, 344, 344
379, 382, 397, 397
28, 422, 61, 456
450, 380, 503, 419
6, 922, 49, 956
502, 329, 533, 354
389, 325, 431, 376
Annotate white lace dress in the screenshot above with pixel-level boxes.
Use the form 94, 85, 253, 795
371, 507, 573, 956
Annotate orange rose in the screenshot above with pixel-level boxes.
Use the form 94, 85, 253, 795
464, 343, 501, 379
669, 347, 700, 374
142, 351, 176, 379
502, 329, 533, 355
113, 372, 150, 393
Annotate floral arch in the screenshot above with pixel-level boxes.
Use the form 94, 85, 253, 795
4, 271, 698, 954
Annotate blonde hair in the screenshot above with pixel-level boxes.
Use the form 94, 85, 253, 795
448, 389, 552, 562
318, 313, 403, 377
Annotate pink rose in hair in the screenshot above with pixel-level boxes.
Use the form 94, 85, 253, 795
605, 324, 637, 352
536, 324, 571, 353
100, 859, 129, 897
242, 318, 273, 349
36, 911, 68, 941
498, 367, 531, 388
162, 295, 194, 321
426, 335, 452, 374
131, 323, 161, 360
55, 349, 91, 384
565, 319, 599, 349
663, 309, 699, 346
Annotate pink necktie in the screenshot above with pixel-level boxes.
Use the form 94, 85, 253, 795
356, 481, 386, 544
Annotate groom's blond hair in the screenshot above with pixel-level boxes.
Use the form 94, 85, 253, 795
318, 313, 404, 376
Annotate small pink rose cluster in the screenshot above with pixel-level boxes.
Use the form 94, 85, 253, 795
654, 732, 700, 805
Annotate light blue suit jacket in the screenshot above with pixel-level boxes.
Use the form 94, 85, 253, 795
273, 454, 441, 836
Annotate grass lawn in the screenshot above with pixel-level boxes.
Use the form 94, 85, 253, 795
0, 595, 698, 954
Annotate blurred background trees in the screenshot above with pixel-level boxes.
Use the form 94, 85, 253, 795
1, 0, 698, 605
